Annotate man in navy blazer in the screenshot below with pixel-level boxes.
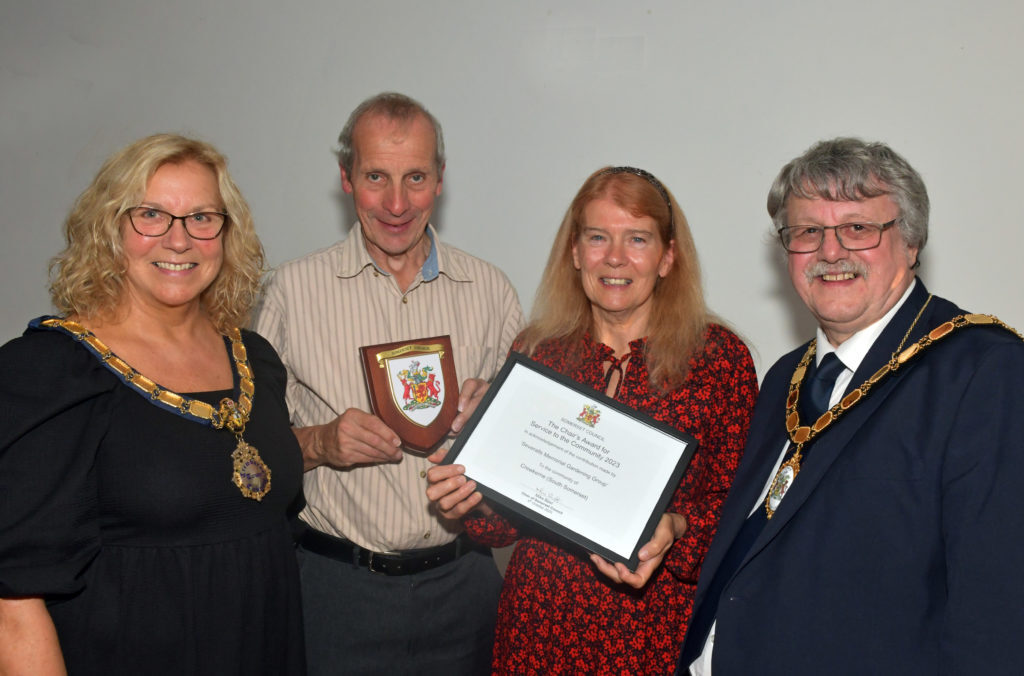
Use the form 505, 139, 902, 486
678, 138, 1024, 675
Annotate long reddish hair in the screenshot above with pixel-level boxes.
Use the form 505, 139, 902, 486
518, 167, 710, 389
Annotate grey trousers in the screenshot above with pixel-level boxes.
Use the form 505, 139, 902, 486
298, 544, 502, 676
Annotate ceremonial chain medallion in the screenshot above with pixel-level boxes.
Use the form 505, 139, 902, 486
39, 318, 271, 501
765, 300, 1022, 519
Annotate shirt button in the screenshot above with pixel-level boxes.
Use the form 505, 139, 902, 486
423, 532, 431, 539
420, 470, 427, 478
402, 296, 408, 304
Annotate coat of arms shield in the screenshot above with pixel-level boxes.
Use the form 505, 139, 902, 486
360, 335, 459, 453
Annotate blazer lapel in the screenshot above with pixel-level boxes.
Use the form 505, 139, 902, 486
691, 352, 798, 600
746, 282, 955, 549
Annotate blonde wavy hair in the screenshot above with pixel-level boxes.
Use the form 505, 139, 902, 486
49, 134, 264, 331
518, 167, 710, 390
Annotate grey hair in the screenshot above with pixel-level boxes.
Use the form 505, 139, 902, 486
336, 92, 445, 175
767, 137, 929, 252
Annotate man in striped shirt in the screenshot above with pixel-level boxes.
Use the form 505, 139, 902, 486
255, 92, 524, 675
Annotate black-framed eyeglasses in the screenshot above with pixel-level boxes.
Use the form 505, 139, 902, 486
125, 206, 228, 240
777, 219, 897, 253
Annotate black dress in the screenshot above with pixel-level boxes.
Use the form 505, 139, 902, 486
0, 319, 305, 675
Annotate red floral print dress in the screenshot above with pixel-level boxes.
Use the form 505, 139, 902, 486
464, 324, 758, 675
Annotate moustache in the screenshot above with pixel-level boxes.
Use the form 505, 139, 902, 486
804, 259, 867, 284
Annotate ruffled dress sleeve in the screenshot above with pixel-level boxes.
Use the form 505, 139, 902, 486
463, 507, 520, 548
0, 324, 118, 597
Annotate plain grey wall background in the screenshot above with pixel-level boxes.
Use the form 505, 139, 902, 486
2, 0, 1022, 377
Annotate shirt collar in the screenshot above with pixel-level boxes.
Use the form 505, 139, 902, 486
336, 223, 445, 282
815, 278, 917, 372
420, 228, 440, 281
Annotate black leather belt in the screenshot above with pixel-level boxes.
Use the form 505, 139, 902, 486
300, 528, 487, 576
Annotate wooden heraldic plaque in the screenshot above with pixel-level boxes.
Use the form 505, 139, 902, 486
360, 335, 459, 453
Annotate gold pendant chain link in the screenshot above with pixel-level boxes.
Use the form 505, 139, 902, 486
765, 299, 1021, 518
40, 317, 270, 501
41, 318, 254, 429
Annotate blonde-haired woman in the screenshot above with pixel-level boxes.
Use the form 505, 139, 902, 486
0, 134, 304, 674
429, 167, 757, 674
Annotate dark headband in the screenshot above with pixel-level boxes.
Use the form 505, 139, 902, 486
598, 166, 673, 225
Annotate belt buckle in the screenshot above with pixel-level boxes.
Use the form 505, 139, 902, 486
366, 550, 389, 575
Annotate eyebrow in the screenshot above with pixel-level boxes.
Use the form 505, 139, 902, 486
138, 201, 225, 212
580, 226, 657, 237
364, 166, 433, 176
792, 213, 884, 224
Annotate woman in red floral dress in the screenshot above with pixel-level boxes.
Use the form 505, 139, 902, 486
428, 167, 758, 675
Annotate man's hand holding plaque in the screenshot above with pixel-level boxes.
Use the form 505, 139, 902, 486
293, 408, 404, 471
296, 341, 484, 471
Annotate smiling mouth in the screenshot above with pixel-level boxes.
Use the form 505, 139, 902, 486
378, 217, 413, 229
601, 278, 632, 286
154, 262, 197, 271
821, 272, 856, 282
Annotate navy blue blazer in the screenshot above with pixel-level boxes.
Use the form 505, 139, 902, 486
680, 281, 1024, 675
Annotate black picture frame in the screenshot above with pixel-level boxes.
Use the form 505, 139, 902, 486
444, 352, 697, 570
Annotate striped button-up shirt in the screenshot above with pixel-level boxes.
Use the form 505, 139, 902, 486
254, 224, 524, 551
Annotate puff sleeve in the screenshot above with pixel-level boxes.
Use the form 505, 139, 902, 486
0, 328, 117, 597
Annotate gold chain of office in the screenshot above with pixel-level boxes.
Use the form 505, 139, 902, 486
765, 311, 1022, 519
40, 317, 271, 501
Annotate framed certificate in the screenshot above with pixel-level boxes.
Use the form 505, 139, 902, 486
444, 352, 697, 570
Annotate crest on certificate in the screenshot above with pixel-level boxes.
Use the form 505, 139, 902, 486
360, 335, 459, 454
578, 403, 602, 427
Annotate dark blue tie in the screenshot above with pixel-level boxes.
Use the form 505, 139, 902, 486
677, 352, 847, 672
801, 352, 846, 422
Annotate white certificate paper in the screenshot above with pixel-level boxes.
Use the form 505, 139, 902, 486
445, 353, 696, 569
